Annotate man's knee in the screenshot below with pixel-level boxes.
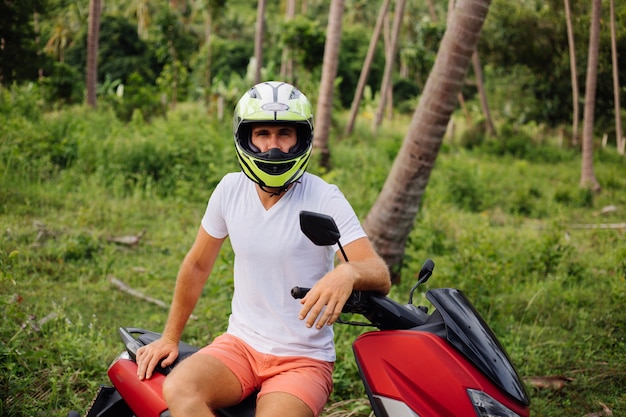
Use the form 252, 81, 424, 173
162, 371, 184, 403
162, 354, 243, 410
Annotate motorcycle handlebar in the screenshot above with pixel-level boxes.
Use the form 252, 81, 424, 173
290, 286, 310, 299
291, 286, 370, 315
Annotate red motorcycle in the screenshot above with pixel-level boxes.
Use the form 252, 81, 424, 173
71, 211, 530, 417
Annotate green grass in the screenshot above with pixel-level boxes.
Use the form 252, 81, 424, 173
1, 104, 625, 416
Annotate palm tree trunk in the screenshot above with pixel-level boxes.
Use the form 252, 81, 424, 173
580, 0, 601, 192
363, 0, 492, 283
204, 9, 213, 106
373, 0, 406, 131
280, 0, 296, 82
86, 0, 101, 108
471, 51, 496, 136
314, 0, 345, 170
254, 0, 267, 84
609, 0, 624, 155
564, 0, 580, 146
345, 0, 391, 136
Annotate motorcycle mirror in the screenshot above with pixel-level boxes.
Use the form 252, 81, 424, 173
408, 258, 435, 304
299, 211, 349, 262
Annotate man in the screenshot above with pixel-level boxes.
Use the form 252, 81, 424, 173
136, 81, 391, 417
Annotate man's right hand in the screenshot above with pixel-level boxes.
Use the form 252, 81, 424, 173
136, 338, 179, 380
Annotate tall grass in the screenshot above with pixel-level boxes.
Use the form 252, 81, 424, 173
1, 100, 625, 416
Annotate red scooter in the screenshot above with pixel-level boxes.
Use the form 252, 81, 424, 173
71, 211, 530, 417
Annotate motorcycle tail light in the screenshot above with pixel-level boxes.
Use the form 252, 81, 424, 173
467, 389, 522, 417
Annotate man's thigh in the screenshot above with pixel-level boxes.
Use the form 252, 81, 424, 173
257, 357, 333, 417
164, 353, 243, 410
256, 392, 313, 417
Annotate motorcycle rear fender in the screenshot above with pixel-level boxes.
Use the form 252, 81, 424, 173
108, 357, 169, 417
353, 331, 529, 417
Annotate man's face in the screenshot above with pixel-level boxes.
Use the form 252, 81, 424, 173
250, 125, 298, 153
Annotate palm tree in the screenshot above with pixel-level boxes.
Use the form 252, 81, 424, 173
44, 4, 84, 63
564, 0, 580, 146
363, 0, 492, 283
471, 51, 496, 136
609, 0, 624, 155
125, 0, 152, 39
86, 0, 102, 108
254, 0, 266, 84
45, 21, 71, 63
279, 0, 296, 82
197, 0, 226, 106
345, 0, 391, 136
580, 0, 601, 192
373, 0, 406, 131
314, 0, 345, 169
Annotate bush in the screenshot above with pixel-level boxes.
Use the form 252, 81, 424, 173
106, 73, 165, 122
554, 186, 594, 208
459, 119, 487, 149
442, 162, 486, 212
40, 62, 84, 106
0, 83, 44, 121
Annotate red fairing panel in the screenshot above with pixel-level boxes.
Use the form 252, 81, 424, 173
353, 331, 529, 417
108, 358, 168, 417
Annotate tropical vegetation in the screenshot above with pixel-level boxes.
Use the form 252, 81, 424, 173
1, 0, 625, 416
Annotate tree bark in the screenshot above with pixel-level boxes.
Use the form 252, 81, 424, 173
314, 0, 345, 169
564, 0, 580, 146
280, 0, 296, 82
86, 0, 101, 108
609, 0, 624, 155
363, 0, 492, 283
204, 9, 213, 106
345, 0, 391, 136
580, 0, 601, 192
373, 0, 407, 131
254, 0, 266, 84
471, 51, 496, 136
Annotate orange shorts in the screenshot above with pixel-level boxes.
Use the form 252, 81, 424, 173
197, 333, 334, 416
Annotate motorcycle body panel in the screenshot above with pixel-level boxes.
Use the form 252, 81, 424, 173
426, 288, 530, 406
108, 357, 168, 417
353, 331, 529, 417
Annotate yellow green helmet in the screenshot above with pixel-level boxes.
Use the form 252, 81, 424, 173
233, 81, 314, 190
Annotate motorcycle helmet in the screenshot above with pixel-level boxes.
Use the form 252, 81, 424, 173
233, 81, 314, 191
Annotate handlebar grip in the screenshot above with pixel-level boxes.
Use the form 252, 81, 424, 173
291, 286, 310, 299
291, 286, 369, 315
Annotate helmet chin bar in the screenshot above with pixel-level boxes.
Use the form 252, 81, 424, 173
258, 183, 291, 197
257, 148, 293, 161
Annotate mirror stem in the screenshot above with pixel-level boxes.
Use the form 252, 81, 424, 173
338, 243, 349, 263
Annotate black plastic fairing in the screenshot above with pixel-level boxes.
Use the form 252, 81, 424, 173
426, 288, 531, 406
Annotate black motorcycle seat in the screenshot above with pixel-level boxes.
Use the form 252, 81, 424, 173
128, 328, 200, 374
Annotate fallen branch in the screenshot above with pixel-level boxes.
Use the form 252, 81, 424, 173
567, 223, 626, 230
20, 312, 59, 332
107, 230, 147, 247
109, 276, 197, 320
524, 375, 573, 391
583, 402, 613, 417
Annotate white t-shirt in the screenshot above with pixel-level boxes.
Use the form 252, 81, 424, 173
201, 172, 366, 362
